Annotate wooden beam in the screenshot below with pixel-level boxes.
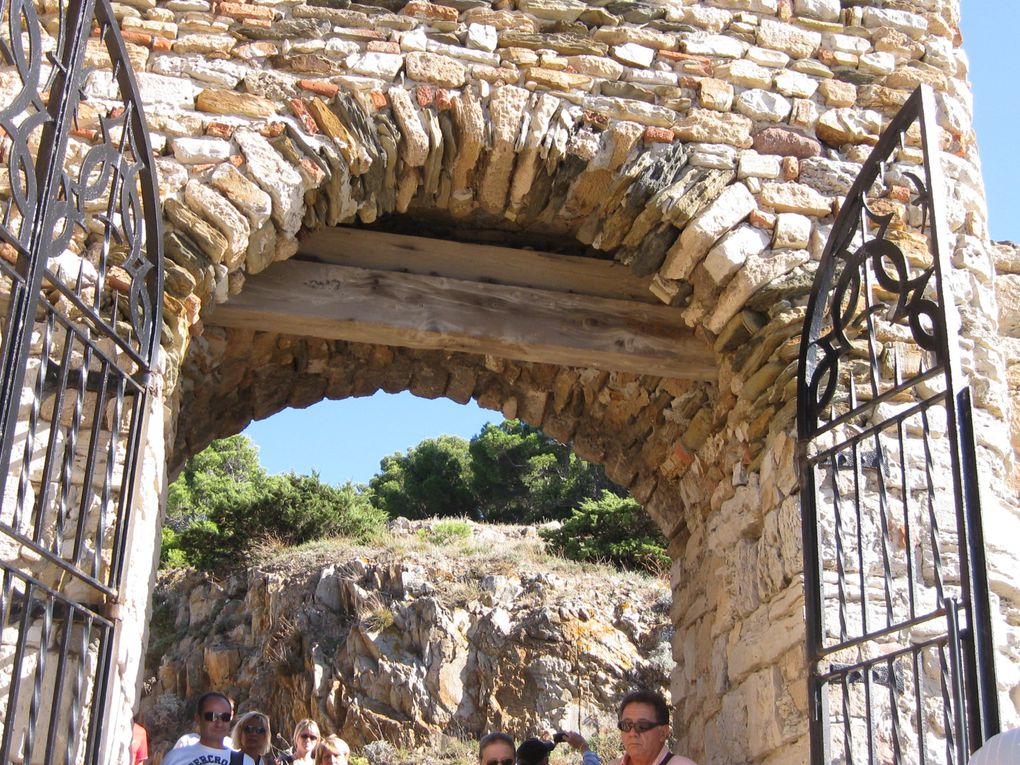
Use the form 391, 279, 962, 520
297, 228, 662, 304
209, 259, 716, 379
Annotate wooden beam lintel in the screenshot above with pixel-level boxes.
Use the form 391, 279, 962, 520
209, 259, 717, 380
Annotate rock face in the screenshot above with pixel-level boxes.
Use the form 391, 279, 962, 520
142, 522, 672, 756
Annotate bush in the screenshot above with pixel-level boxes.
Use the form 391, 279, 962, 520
540, 491, 669, 572
173, 474, 386, 568
417, 519, 472, 546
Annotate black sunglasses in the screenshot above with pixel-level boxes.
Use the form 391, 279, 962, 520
485, 759, 513, 765
203, 711, 232, 723
617, 719, 663, 733
243, 725, 267, 734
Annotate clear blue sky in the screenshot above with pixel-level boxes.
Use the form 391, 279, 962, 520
244, 5, 1019, 486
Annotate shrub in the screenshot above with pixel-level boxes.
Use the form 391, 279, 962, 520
417, 519, 472, 546
173, 474, 387, 568
540, 491, 669, 572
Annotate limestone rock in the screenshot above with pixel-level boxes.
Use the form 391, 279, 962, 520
184, 180, 251, 269
755, 19, 821, 59
210, 163, 273, 228
389, 87, 430, 167
142, 522, 672, 753
674, 110, 753, 148
406, 52, 468, 88
815, 107, 883, 147
196, 87, 277, 118
759, 182, 831, 217
753, 127, 821, 159
660, 182, 757, 280
518, 0, 586, 22
170, 136, 232, 164
703, 224, 772, 286
233, 128, 305, 235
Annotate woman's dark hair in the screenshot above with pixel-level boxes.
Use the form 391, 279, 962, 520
618, 689, 670, 726
478, 732, 516, 761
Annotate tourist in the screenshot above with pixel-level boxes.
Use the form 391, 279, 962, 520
608, 690, 696, 765
280, 719, 321, 764
968, 727, 1020, 764
517, 732, 601, 765
479, 732, 516, 765
232, 711, 278, 765
314, 735, 350, 765
162, 692, 255, 765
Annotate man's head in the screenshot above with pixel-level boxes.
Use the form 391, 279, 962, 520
515, 738, 556, 765
195, 692, 233, 748
617, 690, 670, 765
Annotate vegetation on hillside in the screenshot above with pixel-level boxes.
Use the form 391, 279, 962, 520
161, 421, 667, 572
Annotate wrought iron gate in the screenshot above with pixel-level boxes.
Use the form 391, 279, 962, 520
797, 85, 998, 765
0, 0, 162, 760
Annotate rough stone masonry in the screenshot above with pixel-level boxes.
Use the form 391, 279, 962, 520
11, 0, 1019, 761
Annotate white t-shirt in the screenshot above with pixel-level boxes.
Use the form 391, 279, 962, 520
969, 729, 1020, 765
162, 742, 255, 765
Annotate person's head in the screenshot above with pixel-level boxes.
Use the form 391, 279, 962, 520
617, 690, 671, 765
292, 719, 321, 758
515, 737, 556, 765
232, 711, 271, 758
315, 735, 350, 765
479, 732, 515, 765
194, 692, 233, 748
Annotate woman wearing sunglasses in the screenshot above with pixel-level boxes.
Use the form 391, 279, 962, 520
608, 691, 696, 765
232, 711, 278, 765
281, 719, 321, 765
479, 732, 516, 765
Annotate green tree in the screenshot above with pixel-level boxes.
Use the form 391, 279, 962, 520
539, 491, 669, 572
165, 435, 267, 530
469, 420, 621, 523
369, 436, 476, 519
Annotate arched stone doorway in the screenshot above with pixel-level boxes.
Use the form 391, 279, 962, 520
2, 0, 1019, 761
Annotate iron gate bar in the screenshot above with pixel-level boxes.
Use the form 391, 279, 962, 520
0, 0, 163, 757
797, 84, 1000, 764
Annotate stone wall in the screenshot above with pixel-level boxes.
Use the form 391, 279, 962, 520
3, 0, 1018, 762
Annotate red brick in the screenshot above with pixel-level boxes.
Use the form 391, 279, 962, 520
299, 79, 339, 98
415, 84, 434, 108
288, 99, 319, 134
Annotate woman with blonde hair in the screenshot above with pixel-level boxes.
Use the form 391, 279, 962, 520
314, 735, 350, 765
283, 719, 320, 765
231, 711, 277, 765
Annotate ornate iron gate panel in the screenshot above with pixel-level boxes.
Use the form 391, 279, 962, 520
0, 0, 162, 760
797, 85, 998, 765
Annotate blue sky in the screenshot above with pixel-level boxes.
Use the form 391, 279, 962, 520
244, 6, 1019, 486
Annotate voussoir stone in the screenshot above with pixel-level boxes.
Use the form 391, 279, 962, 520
753, 127, 821, 158
184, 179, 251, 269
233, 129, 304, 235
660, 182, 757, 280
210, 163, 273, 228
406, 52, 467, 87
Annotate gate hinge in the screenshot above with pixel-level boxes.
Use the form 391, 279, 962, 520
104, 596, 124, 622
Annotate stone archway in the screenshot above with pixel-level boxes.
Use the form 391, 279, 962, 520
23, 0, 1015, 761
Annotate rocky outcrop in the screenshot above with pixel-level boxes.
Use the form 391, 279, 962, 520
141, 520, 672, 755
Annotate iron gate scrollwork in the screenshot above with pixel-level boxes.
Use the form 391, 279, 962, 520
0, 0, 162, 760
797, 86, 999, 764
